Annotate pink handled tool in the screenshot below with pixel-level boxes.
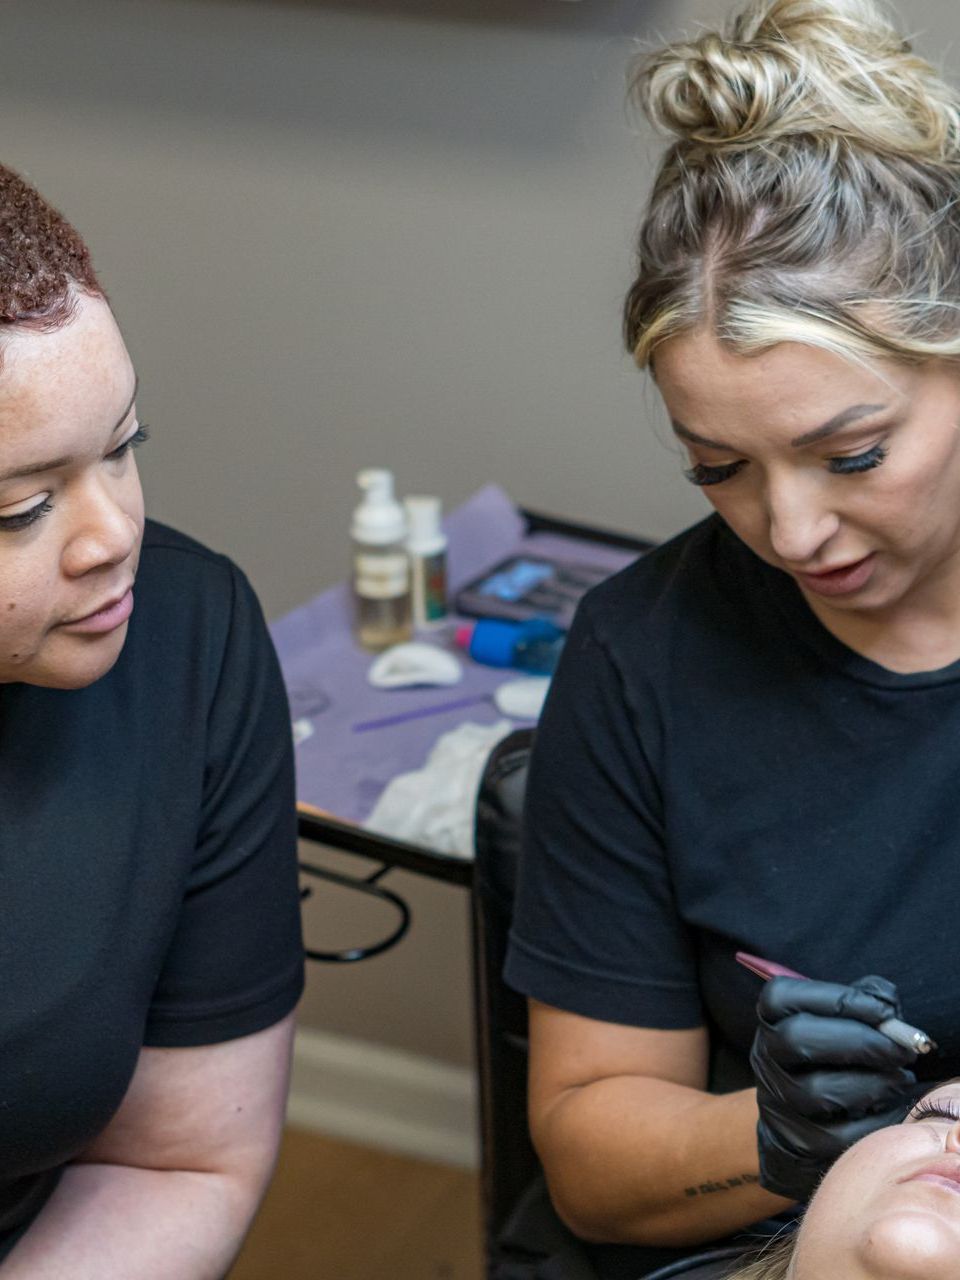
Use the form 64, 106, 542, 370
735, 951, 936, 1055
736, 952, 805, 981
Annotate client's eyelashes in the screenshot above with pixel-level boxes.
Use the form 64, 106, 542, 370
910, 1096, 960, 1124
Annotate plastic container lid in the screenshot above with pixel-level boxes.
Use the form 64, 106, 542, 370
404, 495, 446, 553
459, 618, 524, 667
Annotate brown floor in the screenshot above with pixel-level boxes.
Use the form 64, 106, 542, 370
230, 1127, 484, 1280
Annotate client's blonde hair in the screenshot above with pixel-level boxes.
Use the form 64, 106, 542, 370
624, 0, 960, 369
728, 1234, 796, 1278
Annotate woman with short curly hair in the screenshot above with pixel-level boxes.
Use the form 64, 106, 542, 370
0, 165, 303, 1274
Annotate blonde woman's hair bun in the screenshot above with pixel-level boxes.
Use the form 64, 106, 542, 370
635, 0, 960, 162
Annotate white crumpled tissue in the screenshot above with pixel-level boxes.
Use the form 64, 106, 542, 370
363, 719, 514, 859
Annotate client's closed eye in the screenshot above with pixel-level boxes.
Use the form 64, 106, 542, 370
909, 1096, 960, 1124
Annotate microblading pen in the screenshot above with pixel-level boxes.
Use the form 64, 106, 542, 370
735, 950, 937, 1055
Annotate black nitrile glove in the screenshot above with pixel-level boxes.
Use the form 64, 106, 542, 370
750, 974, 919, 1202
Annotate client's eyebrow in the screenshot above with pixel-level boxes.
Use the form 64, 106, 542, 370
925, 1076, 960, 1092
906, 1076, 960, 1115
0, 375, 139, 483
671, 403, 887, 453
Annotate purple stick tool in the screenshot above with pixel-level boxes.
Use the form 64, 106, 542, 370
352, 694, 491, 733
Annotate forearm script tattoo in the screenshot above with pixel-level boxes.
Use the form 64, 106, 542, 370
683, 1173, 759, 1198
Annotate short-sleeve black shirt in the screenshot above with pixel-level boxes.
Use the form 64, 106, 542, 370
0, 519, 305, 1256
506, 513, 960, 1083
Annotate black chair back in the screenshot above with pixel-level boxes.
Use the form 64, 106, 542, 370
471, 729, 759, 1280
473, 728, 539, 1257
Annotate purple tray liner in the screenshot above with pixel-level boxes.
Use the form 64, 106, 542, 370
270, 484, 640, 828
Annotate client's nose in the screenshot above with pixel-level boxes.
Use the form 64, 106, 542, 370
944, 1118, 960, 1154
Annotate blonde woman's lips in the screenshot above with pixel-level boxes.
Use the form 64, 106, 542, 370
794, 553, 876, 597
908, 1175, 960, 1195
901, 1157, 960, 1195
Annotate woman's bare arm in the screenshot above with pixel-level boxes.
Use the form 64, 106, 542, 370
529, 1000, 793, 1247
1, 1012, 296, 1279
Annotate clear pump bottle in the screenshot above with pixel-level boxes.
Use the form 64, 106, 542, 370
351, 469, 413, 651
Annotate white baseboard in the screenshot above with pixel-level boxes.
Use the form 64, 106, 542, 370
287, 1027, 479, 1169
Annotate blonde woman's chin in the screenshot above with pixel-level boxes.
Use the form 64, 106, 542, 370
787, 1085, 960, 1280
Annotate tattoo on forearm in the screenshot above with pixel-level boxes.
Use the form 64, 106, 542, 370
683, 1173, 759, 1198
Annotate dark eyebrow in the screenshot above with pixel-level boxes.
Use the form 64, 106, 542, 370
0, 374, 138, 484
923, 1076, 960, 1094
905, 1076, 960, 1116
671, 403, 888, 452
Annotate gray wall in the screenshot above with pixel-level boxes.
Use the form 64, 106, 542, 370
1, 0, 952, 1067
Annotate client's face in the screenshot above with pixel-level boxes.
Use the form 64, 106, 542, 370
792, 1082, 960, 1278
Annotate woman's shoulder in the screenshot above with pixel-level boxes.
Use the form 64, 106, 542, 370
139, 518, 233, 577
580, 512, 751, 646
130, 520, 265, 667
136, 518, 249, 607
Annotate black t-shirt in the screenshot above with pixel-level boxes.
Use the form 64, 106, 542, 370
0, 519, 305, 1258
507, 510, 960, 1084
506, 513, 960, 1275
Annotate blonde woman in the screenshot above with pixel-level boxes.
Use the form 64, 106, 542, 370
504, 0, 960, 1276
728, 1076, 960, 1278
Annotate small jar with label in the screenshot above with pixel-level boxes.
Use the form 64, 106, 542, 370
351, 469, 412, 651
404, 495, 449, 631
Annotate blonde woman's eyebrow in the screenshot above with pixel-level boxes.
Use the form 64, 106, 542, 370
0, 375, 139, 484
924, 1076, 960, 1094
790, 403, 888, 447
670, 420, 730, 450
670, 402, 888, 453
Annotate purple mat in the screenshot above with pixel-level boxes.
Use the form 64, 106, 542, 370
270, 484, 639, 826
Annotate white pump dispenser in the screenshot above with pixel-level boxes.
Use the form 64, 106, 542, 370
352, 469, 405, 545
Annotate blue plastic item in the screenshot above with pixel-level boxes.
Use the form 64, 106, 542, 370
456, 617, 566, 675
